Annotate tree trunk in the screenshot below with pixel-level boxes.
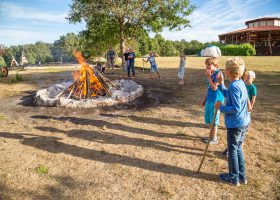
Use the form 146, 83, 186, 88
119, 21, 125, 67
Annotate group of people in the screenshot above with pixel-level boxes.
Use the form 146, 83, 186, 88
105, 46, 162, 79
201, 56, 257, 186
106, 46, 258, 186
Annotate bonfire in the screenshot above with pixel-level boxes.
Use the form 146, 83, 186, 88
34, 51, 144, 108
64, 51, 119, 99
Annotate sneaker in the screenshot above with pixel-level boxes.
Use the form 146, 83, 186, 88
219, 173, 240, 186
203, 137, 218, 144
209, 139, 219, 145
132, 76, 135, 79
240, 178, 248, 185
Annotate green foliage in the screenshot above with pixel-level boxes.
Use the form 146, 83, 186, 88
0, 56, 6, 66
52, 33, 81, 62
67, 0, 195, 63
221, 43, 256, 56
35, 165, 49, 175
3, 42, 53, 65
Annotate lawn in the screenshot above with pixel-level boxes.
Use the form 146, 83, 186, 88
0, 56, 279, 200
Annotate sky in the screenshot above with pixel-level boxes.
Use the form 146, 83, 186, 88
0, 0, 279, 46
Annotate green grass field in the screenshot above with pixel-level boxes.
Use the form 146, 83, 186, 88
135, 56, 280, 72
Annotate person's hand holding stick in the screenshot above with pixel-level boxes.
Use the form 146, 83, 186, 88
197, 101, 221, 173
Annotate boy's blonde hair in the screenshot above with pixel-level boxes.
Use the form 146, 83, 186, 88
205, 57, 219, 67
225, 57, 245, 78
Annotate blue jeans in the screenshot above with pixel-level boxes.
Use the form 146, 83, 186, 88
227, 125, 249, 183
127, 61, 135, 77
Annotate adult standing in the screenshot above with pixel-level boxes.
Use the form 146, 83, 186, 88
106, 46, 115, 74
123, 48, 129, 72
127, 48, 135, 78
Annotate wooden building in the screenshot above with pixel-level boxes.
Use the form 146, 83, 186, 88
219, 17, 280, 55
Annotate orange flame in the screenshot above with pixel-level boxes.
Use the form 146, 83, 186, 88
69, 50, 105, 98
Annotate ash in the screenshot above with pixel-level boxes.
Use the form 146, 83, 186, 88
34, 79, 144, 108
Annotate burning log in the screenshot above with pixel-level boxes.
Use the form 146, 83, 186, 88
62, 51, 117, 100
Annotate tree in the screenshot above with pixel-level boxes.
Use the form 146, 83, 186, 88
68, 0, 195, 65
52, 33, 81, 62
0, 44, 5, 57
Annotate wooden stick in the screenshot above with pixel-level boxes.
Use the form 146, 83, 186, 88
54, 90, 65, 98
67, 85, 75, 99
97, 75, 112, 96
94, 67, 120, 88
79, 82, 85, 99
197, 108, 219, 173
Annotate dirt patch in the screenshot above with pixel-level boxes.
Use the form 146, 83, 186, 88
0, 63, 279, 200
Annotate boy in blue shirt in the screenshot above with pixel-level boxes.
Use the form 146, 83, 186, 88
215, 57, 250, 186
202, 57, 224, 145
143, 51, 161, 80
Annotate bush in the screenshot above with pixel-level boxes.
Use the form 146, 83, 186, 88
0, 56, 6, 66
221, 43, 256, 56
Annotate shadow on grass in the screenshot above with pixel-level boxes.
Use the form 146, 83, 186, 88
0, 131, 219, 182
31, 115, 203, 140
35, 126, 209, 156
99, 113, 206, 128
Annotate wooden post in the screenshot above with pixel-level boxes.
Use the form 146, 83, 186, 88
236, 35, 238, 45
268, 32, 272, 55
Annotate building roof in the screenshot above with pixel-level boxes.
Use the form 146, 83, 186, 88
245, 17, 280, 25
219, 26, 280, 37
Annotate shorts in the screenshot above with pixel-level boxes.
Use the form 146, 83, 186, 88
151, 65, 158, 72
204, 102, 220, 126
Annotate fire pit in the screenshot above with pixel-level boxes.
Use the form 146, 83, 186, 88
34, 51, 143, 108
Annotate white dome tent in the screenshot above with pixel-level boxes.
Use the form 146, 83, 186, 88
200, 46, 222, 57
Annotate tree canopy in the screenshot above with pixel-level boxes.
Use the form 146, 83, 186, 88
67, 0, 195, 64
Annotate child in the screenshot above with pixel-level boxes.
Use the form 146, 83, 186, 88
127, 48, 135, 78
178, 53, 186, 85
245, 70, 257, 111
106, 47, 115, 74
143, 51, 161, 80
221, 69, 256, 157
215, 57, 250, 186
202, 57, 224, 145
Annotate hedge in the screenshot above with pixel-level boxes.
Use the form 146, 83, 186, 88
221, 43, 256, 56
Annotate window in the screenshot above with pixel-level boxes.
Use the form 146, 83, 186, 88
260, 21, 266, 26
274, 20, 280, 26
267, 21, 273, 26
253, 22, 259, 27
275, 41, 280, 47
249, 23, 254, 28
